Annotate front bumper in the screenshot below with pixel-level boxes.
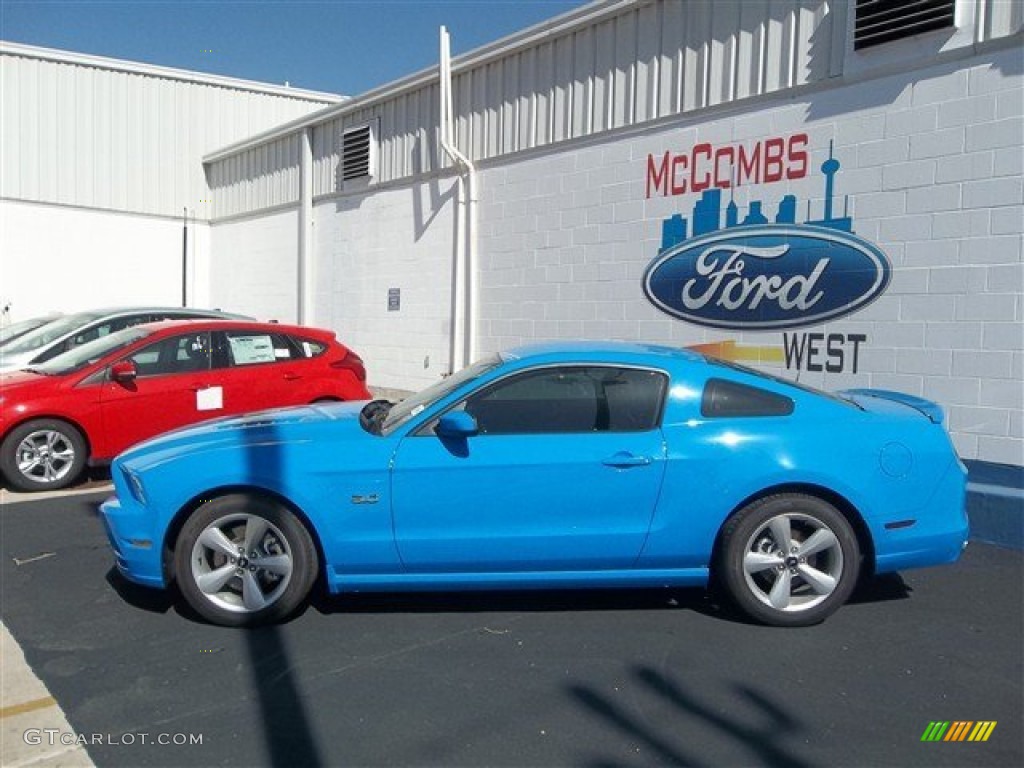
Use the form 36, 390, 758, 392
99, 495, 166, 589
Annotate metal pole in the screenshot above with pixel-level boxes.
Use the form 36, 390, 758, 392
182, 207, 188, 307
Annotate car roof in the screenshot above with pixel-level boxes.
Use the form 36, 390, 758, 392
77, 306, 251, 319
133, 319, 335, 339
502, 340, 706, 366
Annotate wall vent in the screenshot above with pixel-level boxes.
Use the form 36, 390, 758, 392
341, 124, 374, 181
854, 0, 956, 50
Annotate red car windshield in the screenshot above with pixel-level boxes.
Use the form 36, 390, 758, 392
34, 328, 152, 376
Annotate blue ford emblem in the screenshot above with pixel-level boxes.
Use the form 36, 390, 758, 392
643, 224, 891, 330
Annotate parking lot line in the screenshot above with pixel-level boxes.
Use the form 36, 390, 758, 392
0, 696, 57, 719
0, 483, 113, 506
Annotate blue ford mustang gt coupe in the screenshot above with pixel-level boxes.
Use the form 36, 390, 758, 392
100, 342, 968, 627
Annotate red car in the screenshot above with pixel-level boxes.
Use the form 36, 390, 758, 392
0, 320, 371, 491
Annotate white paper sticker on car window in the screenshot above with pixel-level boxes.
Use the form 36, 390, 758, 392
411, 405, 425, 416
229, 335, 275, 365
196, 386, 223, 411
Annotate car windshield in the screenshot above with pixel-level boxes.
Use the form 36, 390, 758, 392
378, 354, 503, 435
0, 315, 61, 346
1, 312, 104, 354
33, 327, 151, 376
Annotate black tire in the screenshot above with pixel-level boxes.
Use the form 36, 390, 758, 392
717, 494, 860, 627
174, 494, 318, 627
0, 419, 88, 492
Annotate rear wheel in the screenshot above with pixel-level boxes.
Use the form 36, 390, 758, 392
0, 419, 87, 492
717, 494, 860, 627
174, 494, 318, 627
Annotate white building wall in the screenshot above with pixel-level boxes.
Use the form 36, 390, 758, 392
0, 198, 212, 314
199, 0, 1022, 466
0, 42, 340, 322
0, 42, 340, 219
208, 208, 301, 324
309, 180, 457, 392
472, 44, 1023, 465
206, 179, 458, 392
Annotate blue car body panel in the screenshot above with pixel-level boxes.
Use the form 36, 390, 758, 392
99, 342, 968, 597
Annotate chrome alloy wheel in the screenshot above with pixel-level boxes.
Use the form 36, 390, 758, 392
741, 512, 844, 613
15, 429, 77, 485
190, 514, 294, 613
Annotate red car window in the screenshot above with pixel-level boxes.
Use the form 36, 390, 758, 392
131, 332, 212, 376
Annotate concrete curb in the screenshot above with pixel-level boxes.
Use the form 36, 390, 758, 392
0, 622, 95, 767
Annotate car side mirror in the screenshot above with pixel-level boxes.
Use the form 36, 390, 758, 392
436, 411, 478, 438
111, 360, 137, 384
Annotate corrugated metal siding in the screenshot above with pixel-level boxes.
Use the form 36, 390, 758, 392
0, 51, 335, 218
206, 0, 1023, 219
450, 0, 834, 163
210, 0, 835, 217
209, 134, 300, 219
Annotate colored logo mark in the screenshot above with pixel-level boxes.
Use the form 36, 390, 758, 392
644, 142, 891, 331
921, 721, 997, 742
688, 340, 784, 364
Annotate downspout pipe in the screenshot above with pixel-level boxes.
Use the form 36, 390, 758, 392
181, 207, 188, 307
439, 25, 477, 371
298, 126, 314, 324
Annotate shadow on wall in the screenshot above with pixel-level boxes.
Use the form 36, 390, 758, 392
805, 17, 1022, 122
412, 137, 457, 243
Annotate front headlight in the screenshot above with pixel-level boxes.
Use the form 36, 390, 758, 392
123, 468, 147, 505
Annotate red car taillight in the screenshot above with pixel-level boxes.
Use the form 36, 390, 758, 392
331, 350, 366, 382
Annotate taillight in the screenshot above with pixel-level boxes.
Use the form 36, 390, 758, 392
331, 350, 366, 381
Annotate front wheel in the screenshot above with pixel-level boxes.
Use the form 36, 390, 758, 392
0, 419, 87, 492
174, 494, 318, 627
717, 494, 861, 627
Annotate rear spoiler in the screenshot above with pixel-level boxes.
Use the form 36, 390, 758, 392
840, 389, 945, 425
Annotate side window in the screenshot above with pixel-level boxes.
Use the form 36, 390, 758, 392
701, 378, 794, 418
71, 322, 111, 347
221, 332, 295, 366
460, 366, 667, 435
34, 340, 73, 363
129, 332, 211, 377
293, 336, 327, 358
69, 316, 140, 349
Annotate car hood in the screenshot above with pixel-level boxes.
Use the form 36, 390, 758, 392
117, 401, 372, 471
0, 358, 37, 376
0, 368, 57, 392
0, 351, 36, 373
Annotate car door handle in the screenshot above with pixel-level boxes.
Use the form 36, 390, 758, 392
602, 453, 652, 468
283, 373, 302, 381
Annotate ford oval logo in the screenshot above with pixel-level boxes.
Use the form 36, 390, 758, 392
643, 224, 892, 330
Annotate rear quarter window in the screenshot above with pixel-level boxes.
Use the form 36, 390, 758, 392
701, 378, 794, 418
293, 337, 327, 358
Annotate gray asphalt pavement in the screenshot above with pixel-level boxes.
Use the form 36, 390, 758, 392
1, 490, 1021, 767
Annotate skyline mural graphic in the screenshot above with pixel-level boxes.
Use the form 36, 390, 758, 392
660, 142, 853, 252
